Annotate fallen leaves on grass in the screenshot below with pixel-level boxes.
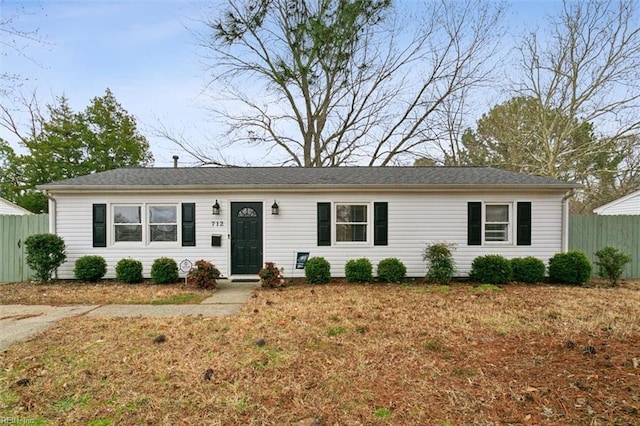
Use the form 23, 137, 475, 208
0, 283, 639, 425
0, 281, 211, 305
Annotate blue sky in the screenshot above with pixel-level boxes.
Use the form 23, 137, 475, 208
1, 0, 560, 167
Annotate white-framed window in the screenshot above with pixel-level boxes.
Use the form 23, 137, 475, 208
335, 203, 368, 243
484, 203, 511, 243
113, 205, 142, 242
112, 204, 179, 245
148, 205, 178, 242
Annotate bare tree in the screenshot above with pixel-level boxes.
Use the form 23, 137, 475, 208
582, 133, 640, 212
192, 0, 505, 167
513, 0, 640, 183
426, 89, 472, 166
152, 121, 239, 167
0, 1, 48, 97
0, 91, 44, 144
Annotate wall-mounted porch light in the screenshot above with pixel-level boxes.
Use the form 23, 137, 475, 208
212, 200, 220, 215
271, 200, 279, 215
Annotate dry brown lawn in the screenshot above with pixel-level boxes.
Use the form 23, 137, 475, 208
0, 280, 211, 305
1, 281, 639, 425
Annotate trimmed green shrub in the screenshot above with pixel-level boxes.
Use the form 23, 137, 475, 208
74, 255, 107, 282
594, 246, 631, 286
305, 256, 331, 284
151, 257, 179, 284
24, 233, 67, 282
258, 261, 283, 288
548, 251, 592, 285
377, 258, 407, 283
423, 243, 456, 284
115, 258, 144, 284
469, 254, 512, 284
187, 259, 221, 290
345, 258, 373, 283
510, 256, 546, 284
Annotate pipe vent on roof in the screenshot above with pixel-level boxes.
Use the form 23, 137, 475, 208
172, 155, 179, 168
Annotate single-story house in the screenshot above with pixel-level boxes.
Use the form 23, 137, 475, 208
593, 189, 640, 215
38, 166, 579, 280
0, 197, 32, 215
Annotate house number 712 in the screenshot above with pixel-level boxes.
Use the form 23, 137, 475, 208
211, 221, 224, 227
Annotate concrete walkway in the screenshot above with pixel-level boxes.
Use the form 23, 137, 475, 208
0, 280, 259, 350
86, 280, 259, 317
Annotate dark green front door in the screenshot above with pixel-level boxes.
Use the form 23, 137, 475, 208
231, 202, 263, 274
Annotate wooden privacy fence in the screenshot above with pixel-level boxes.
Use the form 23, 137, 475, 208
569, 215, 639, 279
0, 214, 49, 283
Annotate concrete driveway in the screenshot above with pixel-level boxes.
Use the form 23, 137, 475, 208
0, 280, 258, 351
0, 305, 98, 350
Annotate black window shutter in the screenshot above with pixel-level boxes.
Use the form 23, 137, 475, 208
92, 204, 107, 247
182, 203, 196, 247
373, 202, 388, 246
317, 202, 331, 246
517, 202, 532, 246
467, 202, 482, 246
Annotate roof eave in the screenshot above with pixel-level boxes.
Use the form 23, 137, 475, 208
593, 189, 640, 213
39, 183, 581, 193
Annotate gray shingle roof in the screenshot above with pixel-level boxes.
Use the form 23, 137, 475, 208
38, 166, 580, 190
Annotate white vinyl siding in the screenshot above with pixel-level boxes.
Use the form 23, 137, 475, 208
51, 190, 565, 279
0, 198, 31, 215
593, 190, 640, 215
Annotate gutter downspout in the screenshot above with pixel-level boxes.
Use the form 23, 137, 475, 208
43, 190, 56, 234
561, 189, 576, 252
43, 190, 58, 279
